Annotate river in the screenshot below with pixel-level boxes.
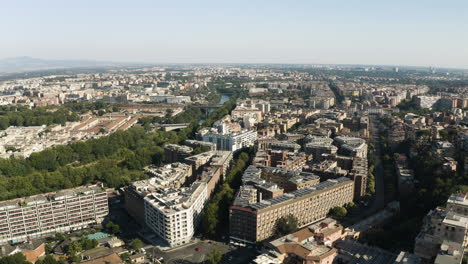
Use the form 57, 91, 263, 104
219, 94, 230, 104
198, 93, 230, 125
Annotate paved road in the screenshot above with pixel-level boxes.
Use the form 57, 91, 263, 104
368, 115, 385, 213
145, 239, 256, 264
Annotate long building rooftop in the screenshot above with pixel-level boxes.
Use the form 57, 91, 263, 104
248, 177, 351, 211
0, 185, 105, 210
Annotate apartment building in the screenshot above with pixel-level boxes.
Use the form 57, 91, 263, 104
334, 136, 368, 158
124, 151, 232, 247
231, 106, 263, 123
144, 182, 208, 247
230, 174, 354, 243
0, 185, 108, 245
202, 129, 257, 152
267, 141, 301, 153
164, 144, 193, 163
184, 140, 217, 151
305, 141, 338, 162
414, 193, 468, 262
237, 99, 271, 114
447, 193, 468, 216
184, 151, 232, 178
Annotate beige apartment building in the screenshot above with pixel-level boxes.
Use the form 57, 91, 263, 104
230, 177, 354, 243
0, 185, 108, 245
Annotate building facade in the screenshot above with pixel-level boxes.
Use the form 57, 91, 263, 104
0, 185, 108, 245
230, 177, 354, 243
202, 130, 257, 152
144, 182, 208, 247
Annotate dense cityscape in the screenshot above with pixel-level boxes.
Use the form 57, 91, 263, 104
1, 0, 468, 263
0, 63, 465, 264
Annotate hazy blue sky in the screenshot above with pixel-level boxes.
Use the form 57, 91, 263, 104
1, 0, 467, 68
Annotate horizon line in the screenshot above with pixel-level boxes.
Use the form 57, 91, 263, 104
1, 56, 468, 71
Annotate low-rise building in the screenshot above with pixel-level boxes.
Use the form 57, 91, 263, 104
265, 219, 341, 264
434, 240, 464, 264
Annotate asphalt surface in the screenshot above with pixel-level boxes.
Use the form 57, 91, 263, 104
368, 115, 385, 213
145, 239, 257, 264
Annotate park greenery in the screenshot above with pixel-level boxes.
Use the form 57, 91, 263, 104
0, 127, 162, 200
0, 101, 125, 131
0, 96, 235, 201
0, 105, 80, 130
138, 106, 203, 128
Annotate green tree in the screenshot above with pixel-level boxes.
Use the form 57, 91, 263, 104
0, 253, 32, 264
206, 248, 223, 264
69, 255, 81, 263
201, 203, 219, 237
36, 255, 59, 264
130, 238, 143, 252
275, 214, 299, 236
345, 202, 355, 209
67, 241, 82, 255
329, 206, 348, 219
45, 244, 53, 254
55, 232, 66, 241
0, 116, 9, 130
80, 237, 98, 250
105, 221, 120, 234
120, 253, 131, 264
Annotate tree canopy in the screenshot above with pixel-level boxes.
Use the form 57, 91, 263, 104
275, 214, 299, 236
0, 105, 80, 130
206, 248, 223, 264
0, 253, 31, 264
329, 206, 348, 219
201, 150, 251, 238
130, 238, 144, 252
0, 124, 202, 201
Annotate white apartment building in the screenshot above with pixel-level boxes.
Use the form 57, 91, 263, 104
125, 152, 232, 248
202, 129, 257, 152
0, 185, 108, 245
144, 182, 208, 247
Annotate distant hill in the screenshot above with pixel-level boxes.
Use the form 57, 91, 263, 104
0, 56, 128, 73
